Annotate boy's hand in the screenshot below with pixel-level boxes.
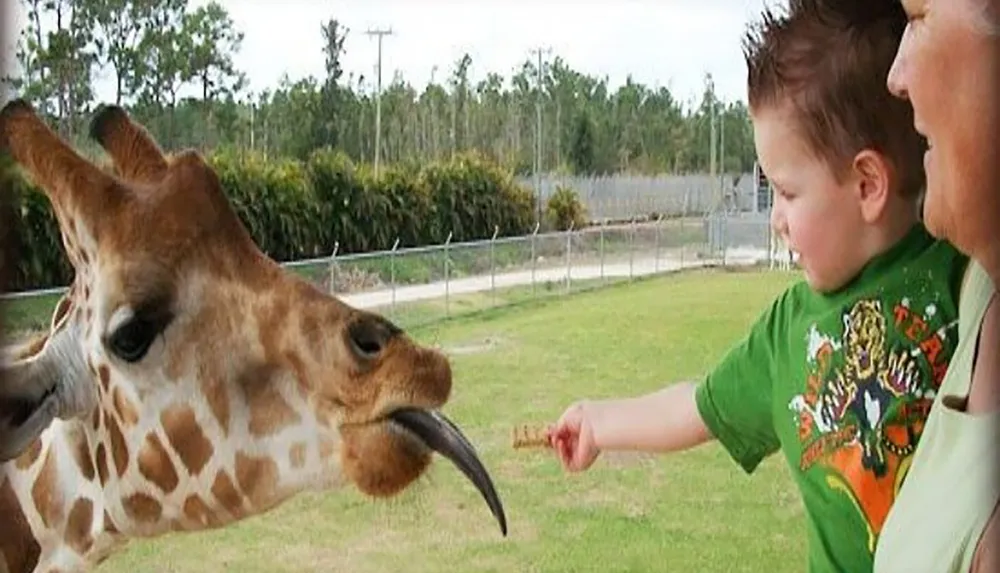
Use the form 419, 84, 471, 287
547, 401, 600, 472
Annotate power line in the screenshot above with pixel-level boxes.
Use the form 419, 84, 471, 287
366, 27, 393, 178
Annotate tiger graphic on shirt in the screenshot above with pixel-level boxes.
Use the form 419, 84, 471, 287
787, 297, 957, 552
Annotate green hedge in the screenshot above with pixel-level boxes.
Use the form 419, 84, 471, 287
1, 149, 537, 291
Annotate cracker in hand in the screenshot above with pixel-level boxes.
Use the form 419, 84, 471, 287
512, 424, 551, 449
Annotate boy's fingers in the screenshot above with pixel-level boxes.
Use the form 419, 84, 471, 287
548, 423, 574, 443
557, 437, 575, 467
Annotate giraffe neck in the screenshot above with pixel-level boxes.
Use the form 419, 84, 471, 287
2, 418, 121, 573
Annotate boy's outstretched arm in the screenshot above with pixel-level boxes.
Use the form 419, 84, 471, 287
549, 289, 789, 474
548, 381, 714, 472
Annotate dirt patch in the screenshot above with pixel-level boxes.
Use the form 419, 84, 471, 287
440, 336, 504, 356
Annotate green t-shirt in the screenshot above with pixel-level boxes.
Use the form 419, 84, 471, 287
695, 223, 969, 573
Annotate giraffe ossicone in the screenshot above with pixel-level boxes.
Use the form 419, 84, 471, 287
0, 99, 506, 573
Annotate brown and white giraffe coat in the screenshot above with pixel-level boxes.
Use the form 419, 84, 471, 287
0, 100, 506, 573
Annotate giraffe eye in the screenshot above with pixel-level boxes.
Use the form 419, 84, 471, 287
105, 301, 174, 364
108, 317, 161, 363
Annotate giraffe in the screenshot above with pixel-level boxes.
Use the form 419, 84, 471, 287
0, 99, 507, 573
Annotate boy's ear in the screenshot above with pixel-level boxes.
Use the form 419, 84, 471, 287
852, 149, 892, 223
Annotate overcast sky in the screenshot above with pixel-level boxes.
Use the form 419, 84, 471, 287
4, 0, 770, 107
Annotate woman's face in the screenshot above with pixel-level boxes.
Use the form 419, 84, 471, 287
887, 0, 1000, 265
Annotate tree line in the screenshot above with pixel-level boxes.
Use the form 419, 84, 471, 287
1, 148, 552, 292
4, 0, 758, 176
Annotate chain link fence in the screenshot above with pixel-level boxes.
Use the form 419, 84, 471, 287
282, 213, 779, 329
0, 212, 786, 335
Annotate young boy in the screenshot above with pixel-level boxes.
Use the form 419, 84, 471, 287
547, 1, 969, 571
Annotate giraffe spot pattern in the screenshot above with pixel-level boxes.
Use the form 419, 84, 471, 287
112, 385, 140, 427
122, 493, 162, 523
95, 443, 110, 485
241, 365, 301, 438
72, 433, 96, 481
64, 498, 94, 554
102, 511, 118, 535
160, 406, 214, 475
14, 439, 42, 470
234, 453, 280, 510
211, 471, 244, 519
106, 414, 129, 478
30, 448, 63, 528
182, 495, 222, 529
200, 378, 230, 437
284, 350, 310, 396
137, 433, 180, 494
0, 477, 41, 573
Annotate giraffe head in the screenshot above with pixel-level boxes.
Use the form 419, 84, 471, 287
0, 100, 506, 536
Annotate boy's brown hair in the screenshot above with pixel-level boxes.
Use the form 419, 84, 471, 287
743, 0, 925, 198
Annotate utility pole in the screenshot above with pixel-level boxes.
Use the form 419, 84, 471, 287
366, 27, 393, 178
720, 107, 726, 209
531, 46, 552, 225
708, 76, 716, 179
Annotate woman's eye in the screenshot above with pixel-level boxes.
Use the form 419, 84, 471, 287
108, 317, 161, 363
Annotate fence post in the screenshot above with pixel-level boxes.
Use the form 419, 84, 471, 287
328, 241, 340, 294
629, 217, 636, 281
565, 221, 574, 294
390, 238, 400, 320
655, 214, 664, 273
680, 217, 686, 269
444, 232, 453, 318
721, 215, 728, 268
530, 222, 540, 297
490, 225, 499, 307
600, 219, 606, 283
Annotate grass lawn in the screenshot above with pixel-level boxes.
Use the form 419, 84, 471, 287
88, 267, 808, 573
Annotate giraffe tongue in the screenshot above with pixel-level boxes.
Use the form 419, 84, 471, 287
388, 407, 508, 537
0, 386, 57, 462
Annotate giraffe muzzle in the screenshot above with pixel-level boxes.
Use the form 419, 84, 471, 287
388, 407, 508, 536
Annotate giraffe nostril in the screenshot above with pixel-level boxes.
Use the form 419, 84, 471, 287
347, 315, 401, 361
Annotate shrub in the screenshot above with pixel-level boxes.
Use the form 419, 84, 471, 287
3, 147, 538, 291
545, 184, 588, 231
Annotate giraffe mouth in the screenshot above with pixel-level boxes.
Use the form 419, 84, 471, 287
388, 407, 508, 537
0, 384, 58, 462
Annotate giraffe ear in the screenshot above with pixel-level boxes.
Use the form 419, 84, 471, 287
89, 104, 169, 185
0, 99, 126, 229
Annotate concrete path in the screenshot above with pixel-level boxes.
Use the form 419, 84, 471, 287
340, 246, 770, 310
